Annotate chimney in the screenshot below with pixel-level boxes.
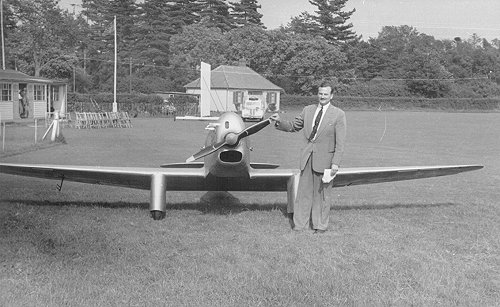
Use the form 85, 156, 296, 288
238, 58, 247, 67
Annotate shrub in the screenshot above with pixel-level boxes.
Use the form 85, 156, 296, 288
67, 93, 164, 116
279, 94, 500, 111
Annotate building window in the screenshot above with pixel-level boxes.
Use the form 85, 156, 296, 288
233, 91, 244, 111
51, 86, 59, 102
248, 91, 263, 96
266, 92, 277, 111
233, 91, 243, 103
34, 85, 46, 101
266, 92, 277, 105
1, 83, 12, 101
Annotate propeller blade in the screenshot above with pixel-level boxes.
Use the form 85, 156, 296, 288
186, 118, 272, 163
235, 118, 271, 143
186, 140, 227, 162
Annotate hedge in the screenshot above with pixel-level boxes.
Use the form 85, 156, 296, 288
67, 93, 198, 117
280, 95, 500, 111
67, 93, 500, 117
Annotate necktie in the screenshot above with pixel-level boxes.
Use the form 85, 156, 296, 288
308, 106, 323, 141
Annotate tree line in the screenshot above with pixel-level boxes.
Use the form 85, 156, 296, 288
2, 0, 499, 98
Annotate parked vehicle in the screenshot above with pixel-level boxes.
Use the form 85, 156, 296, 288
241, 96, 264, 121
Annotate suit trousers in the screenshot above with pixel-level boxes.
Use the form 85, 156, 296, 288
293, 155, 331, 231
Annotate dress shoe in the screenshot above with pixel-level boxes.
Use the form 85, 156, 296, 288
288, 213, 295, 228
313, 229, 326, 234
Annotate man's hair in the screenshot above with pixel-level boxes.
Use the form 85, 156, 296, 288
318, 81, 332, 89
317, 81, 333, 92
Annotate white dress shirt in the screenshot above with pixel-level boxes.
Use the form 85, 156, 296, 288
311, 102, 330, 141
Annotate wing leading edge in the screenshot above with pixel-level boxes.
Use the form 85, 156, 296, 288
0, 163, 207, 190
331, 165, 483, 187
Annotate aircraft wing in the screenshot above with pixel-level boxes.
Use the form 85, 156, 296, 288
248, 165, 482, 190
0, 162, 483, 221
0, 163, 207, 190
331, 165, 483, 187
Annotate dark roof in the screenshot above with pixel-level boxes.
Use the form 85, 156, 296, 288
184, 65, 283, 91
0, 69, 66, 84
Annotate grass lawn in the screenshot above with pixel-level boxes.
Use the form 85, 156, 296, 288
1, 110, 499, 306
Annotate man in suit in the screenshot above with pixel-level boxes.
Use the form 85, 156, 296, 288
270, 83, 346, 233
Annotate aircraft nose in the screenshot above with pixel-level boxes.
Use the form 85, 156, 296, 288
225, 132, 239, 146
219, 150, 243, 163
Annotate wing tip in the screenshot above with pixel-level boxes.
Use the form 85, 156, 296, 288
464, 165, 483, 171
186, 156, 195, 163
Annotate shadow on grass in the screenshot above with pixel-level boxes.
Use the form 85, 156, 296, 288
332, 202, 458, 210
2, 194, 459, 218
1, 191, 290, 216
0, 141, 63, 158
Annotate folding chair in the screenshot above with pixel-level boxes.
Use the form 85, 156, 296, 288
119, 112, 132, 128
74, 112, 84, 129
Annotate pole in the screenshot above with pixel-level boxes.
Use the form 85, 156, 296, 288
1, 0, 5, 70
113, 16, 117, 112
129, 57, 132, 94
2, 122, 5, 152
34, 118, 37, 144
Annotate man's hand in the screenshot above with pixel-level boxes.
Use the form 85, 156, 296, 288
330, 164, 339, 177
269, 113, 280, 126
269, 113, 280, 122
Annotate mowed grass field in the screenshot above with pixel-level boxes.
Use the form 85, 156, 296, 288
1, 110, 499, 306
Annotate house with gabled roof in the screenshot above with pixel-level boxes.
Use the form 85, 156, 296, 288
0, 69, 67, 121
184, 65, 283, 112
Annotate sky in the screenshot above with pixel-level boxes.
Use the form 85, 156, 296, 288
59, 0, 500, 41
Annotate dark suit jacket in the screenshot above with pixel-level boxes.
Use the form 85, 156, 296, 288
276, 103, 346, 173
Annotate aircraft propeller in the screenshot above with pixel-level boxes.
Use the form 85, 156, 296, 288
186, 118, 272, 162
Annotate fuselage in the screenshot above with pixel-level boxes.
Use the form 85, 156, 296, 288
204, 112, 251, 178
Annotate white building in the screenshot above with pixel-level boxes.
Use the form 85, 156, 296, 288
0, 69, 67, 121
184, 65, 283, 112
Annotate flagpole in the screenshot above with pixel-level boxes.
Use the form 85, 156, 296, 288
1, 0, 5, 70
113, 15, 117, 112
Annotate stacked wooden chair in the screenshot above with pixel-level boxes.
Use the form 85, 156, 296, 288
73, 112, 132, 129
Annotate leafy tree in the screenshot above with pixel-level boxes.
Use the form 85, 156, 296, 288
400, 33, 453, 97
168, 24, 231, 90
491, 38, 500, 49
264, 30, 350, 94
81, 0, 139, 90
130, 0, 202, 92
403, 52, 453, 98
1, 1, 17, 69
371, 25, 420, 79
286, 0, 358, 44
444, 37, 496, 77
82, 0, 138, 55
286, 12, 319, 36
197, 0, 233, 32
230, 0, 264, 28
284, 35, 350, 94
225, 25, 274, 71
309, 0, 357, 43
8, 0, 80, 77
345, 40, 376, 79
138, 0, 198, 38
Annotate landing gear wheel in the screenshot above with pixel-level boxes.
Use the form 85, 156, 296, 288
150, 210, 165, 220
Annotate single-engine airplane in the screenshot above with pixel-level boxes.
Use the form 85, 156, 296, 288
0, 112, 483, 220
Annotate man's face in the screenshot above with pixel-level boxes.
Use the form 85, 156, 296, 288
317, 86, 333, 106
